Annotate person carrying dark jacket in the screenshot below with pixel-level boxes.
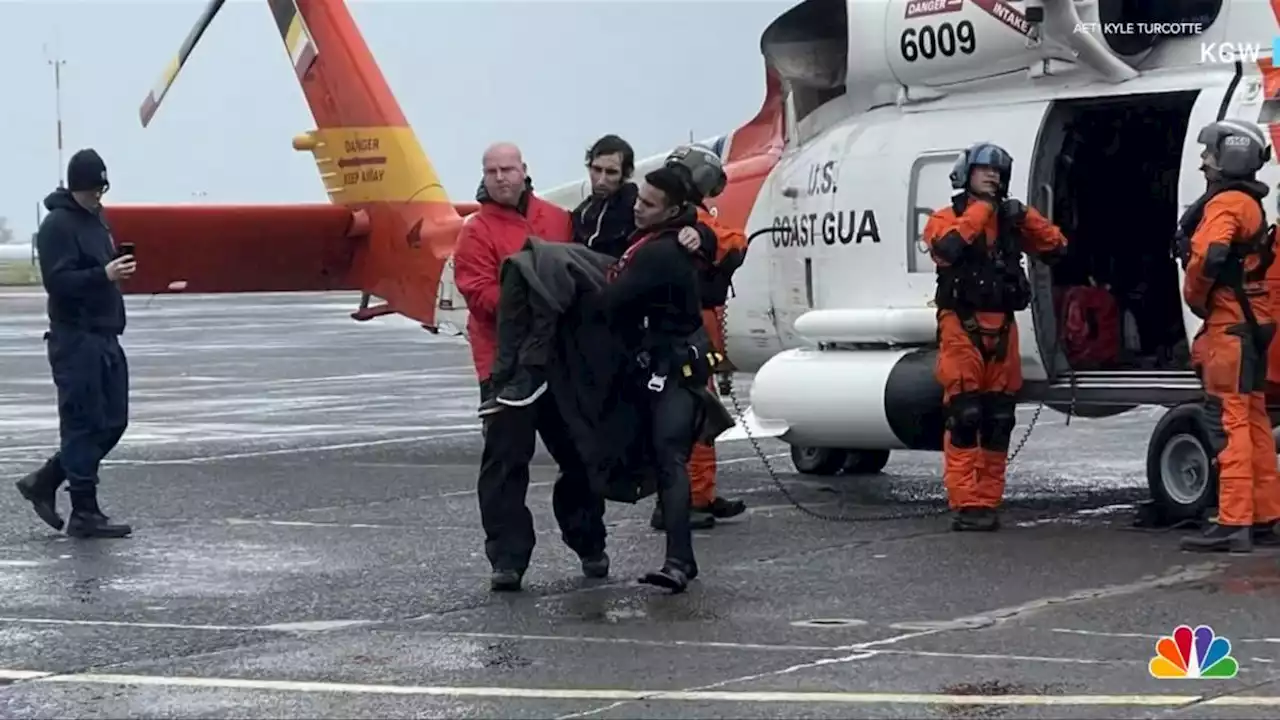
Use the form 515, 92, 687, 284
14, 149, 134, 539
571, 135, 639, 258
585, 164, 719, 593
453, 142, 606, 593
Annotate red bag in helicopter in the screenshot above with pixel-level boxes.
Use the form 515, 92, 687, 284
1061, 285, 1121, 369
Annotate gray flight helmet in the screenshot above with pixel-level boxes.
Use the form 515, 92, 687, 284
665, 144, 727, 200
1198, 119, 1271, 178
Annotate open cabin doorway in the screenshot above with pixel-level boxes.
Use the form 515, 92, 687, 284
1032, 91, 1197, 375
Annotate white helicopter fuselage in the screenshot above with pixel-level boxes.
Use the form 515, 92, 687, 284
440, 0, 1280, 469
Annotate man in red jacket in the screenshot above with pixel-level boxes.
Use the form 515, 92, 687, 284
453, 142, 608, 592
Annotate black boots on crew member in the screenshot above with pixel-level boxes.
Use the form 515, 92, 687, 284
1180, 522, 1252, 553
1253, 520, 1280, 546
951, 508, 1000, 532
65, 491, 132, 539
649, 502, 717, 531
15, 461, 65, 530
18, 467, 132, 538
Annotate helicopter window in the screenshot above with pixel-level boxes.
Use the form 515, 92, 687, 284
761, 0, 847, 127
906, 152, 962, 274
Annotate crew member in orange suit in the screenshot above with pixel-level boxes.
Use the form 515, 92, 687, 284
649, 144, 749, 531
922, 142, 1067, 531
1176, 119, 1280, 553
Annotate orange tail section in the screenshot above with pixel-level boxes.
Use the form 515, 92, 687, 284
279, 0, 463, 325
128, 0, 468, 327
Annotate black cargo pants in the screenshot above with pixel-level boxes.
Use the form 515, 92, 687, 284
43, 327, 129, 493
477, 379, 606, 572
646, 380, 702, 574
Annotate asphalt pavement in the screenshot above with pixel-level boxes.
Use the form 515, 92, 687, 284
0, 288, 1277, 719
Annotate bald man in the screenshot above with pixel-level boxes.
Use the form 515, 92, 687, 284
453, 142, 607, 592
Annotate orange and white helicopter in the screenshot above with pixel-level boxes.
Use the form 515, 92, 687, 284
116, 0, 1280, 523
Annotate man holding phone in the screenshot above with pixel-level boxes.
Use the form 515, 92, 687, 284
14, 148, 134, 539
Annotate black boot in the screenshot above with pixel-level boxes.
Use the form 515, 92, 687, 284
951, 508, 999, 532
1180, 522, 1252, 553
650, 503, 715, 531
581, 551, 610, 579
1253, 520, 1280, 546
65, 491, 132, 539
490, 568, 523, 592
14, 460, 65, 530
496, 367, 547, 408
705, 496, 747, 519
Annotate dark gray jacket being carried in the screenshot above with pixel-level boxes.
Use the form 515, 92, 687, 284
36, 189, 126, 335
499, 238, 733, 503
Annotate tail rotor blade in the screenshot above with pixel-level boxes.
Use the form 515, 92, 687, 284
139, 0, 227, 127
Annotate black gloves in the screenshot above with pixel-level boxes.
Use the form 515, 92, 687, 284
999, 198, 1027, 224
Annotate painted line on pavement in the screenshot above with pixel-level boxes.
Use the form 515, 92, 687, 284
0, 617, 260, 633
0, 620, 1229, 664
0, 670, 1276, 706
0, 429, 481, 466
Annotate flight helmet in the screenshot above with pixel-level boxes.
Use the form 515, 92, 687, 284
665, 144, 727, 201
1197, 119, 1270, 179
950, 142, 1013, 196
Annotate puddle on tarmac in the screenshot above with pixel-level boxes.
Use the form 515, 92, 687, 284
939, 679, 1068, 718
1194, 557, 1280, 596
546, 589, 729, 625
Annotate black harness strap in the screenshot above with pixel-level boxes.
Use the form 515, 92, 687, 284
1226, 220, 1275, 351
958, 310, 1015, 362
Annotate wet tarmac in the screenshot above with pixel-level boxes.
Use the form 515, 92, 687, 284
1, 288, 1278, 719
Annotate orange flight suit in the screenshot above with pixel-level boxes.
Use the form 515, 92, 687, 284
922, 196, 1067, 510
688, 207, 746, 508
1183, 188, 1280, 528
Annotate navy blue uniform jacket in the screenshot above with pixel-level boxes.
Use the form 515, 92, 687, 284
36, 189, 126, 334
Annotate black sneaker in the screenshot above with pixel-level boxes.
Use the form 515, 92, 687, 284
496, 367, 547, 407
639, 559, 696, 594
1181, 523, 1252, 553
490, 568, 523, 592
477, 396, 503, 417
581, 551, 610, 579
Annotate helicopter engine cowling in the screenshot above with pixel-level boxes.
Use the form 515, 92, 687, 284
748, 347, 947, 451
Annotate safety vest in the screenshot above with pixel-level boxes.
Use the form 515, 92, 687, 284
933, 196, 1032, 315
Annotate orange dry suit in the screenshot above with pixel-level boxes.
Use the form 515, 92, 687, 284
1180, 180, 1280, 528
922, 194, 1067, 510
687, 206, 747, 508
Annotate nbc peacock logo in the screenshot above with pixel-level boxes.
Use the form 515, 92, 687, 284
1149, 624, 1239, 679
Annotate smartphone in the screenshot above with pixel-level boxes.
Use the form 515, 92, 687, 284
116, 243, 136, 260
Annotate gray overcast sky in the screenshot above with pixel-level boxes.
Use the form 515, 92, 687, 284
0, 0, 792, 240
